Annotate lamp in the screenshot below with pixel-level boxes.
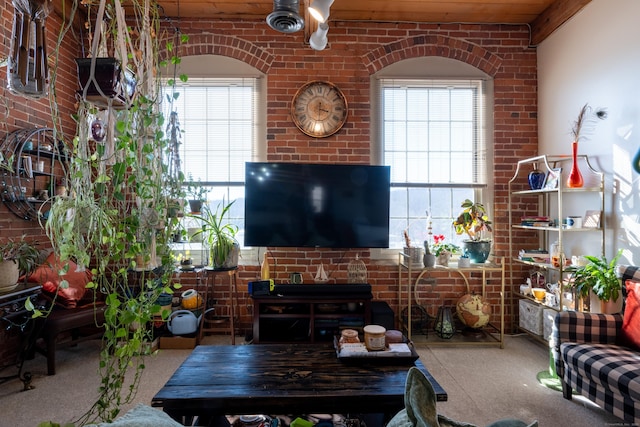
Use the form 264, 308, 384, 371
309, 22, 329, 51
308, 0, 334, 23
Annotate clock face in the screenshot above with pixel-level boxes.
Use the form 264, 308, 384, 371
291, 81, 348, 138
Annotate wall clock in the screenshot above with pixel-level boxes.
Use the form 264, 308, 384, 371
291, 81, 348, 138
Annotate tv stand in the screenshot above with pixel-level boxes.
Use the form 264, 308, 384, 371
251, 285, 372, 343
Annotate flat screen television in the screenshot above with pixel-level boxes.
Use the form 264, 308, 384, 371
244, 162, 390, 248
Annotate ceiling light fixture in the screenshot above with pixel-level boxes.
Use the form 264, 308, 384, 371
308, 0, 334, 23
309, 22, 329, 51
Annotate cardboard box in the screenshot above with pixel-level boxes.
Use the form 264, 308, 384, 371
519, 299, 543, 336
159, 335, 197, 349
542, 308, 557, 341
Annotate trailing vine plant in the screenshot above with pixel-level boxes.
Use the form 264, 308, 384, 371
29, 0, 189, 423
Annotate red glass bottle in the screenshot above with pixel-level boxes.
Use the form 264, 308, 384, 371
567, 141, 584, 188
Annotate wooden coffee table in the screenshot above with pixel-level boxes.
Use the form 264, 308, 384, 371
152, 344, 447, 425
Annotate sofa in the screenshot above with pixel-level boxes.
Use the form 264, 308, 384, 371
551, 265, 640, 425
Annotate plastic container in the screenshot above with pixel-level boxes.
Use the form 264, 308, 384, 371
363, 324, 386, 351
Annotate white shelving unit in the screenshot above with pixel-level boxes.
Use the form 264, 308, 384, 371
508, 154, 605, 341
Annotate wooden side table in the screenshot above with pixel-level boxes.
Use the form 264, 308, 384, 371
198, 268, 237, 345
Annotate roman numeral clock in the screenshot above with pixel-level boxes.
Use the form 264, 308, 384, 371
291, 81, 348, 138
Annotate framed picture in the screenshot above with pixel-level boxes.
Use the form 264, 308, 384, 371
543, 168, 562, 190
583, 210, 602, 228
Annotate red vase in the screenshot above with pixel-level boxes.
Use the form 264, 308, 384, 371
567, 141, 584, 188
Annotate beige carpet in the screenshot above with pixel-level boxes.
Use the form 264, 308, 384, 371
0, 334, 625, 427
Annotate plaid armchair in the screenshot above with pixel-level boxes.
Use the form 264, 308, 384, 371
550, 265, 640, 425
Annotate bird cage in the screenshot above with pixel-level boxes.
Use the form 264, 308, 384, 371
347, 255, 367, 284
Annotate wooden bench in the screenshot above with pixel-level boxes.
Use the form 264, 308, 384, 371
36, 303, 105, 375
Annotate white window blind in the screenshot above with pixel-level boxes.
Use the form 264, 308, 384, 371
163, 77, 261, 249
379, 78, 489, 249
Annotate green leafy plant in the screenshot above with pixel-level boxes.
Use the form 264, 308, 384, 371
0, 236, 40, 275
453, 199, 493, 242
36, 1, 190, 424
571, 250, 623, 302
190, 200, 239, 269
185, 173, 207, 201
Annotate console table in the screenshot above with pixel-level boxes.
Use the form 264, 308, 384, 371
398, 254, 505, 348
252, 289, 372, 343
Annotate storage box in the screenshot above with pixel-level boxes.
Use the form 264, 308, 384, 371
159, 335, 197, 349
519, 299, 543, 335
542, 308, 557, 341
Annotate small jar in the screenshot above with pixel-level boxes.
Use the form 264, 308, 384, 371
363, 324, 386, 351
339, 329, 360, 346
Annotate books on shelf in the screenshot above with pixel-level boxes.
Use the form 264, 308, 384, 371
519, 249, 549, 262
520, 216, 551, 227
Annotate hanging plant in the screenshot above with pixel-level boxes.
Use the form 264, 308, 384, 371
32, 0, 190, 424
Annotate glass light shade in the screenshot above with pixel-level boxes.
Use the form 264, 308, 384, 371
309, 0, 334, 23
310, 23, 329, 51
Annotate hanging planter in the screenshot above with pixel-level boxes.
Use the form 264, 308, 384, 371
75, 57, 137, 108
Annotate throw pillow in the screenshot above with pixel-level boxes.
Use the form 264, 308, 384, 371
27, 252, 92, 309
85, 404, 184, 427
619, 280, 640, 350
386, 367, 538, 427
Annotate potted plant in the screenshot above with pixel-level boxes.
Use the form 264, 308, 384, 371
0, 237, 40, 292
430, 234, 460, 266
191, 200, 239, 270
185, 174, 207, 214
453, 199, 493, 263
571, 250, 622, 313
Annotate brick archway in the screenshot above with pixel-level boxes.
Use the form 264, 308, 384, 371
362, 34, 502, 76
168, 33, 275, 74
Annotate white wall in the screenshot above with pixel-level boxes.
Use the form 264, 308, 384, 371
538, 0, 640, 264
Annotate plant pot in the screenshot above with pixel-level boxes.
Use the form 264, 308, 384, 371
436, 252, 451, 266
423, 253, 436, 268
0, 260, 20, 292
209, 241, 240, 270
75, 57, 136, 107
462, 240, 491, 263
188, 200, 203, 214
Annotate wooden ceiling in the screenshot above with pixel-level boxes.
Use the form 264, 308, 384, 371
152, 0, 591, 45
57, 1, 591, 46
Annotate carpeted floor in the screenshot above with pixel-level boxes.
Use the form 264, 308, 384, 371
0, 334, 627, 427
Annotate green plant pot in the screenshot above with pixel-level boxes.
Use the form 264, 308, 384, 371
462, 240, 491, 263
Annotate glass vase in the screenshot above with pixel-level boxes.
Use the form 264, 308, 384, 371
528, 162, 546, 190
567, 141, 584, 188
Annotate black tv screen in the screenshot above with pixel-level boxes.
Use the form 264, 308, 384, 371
244, 162, 390, 248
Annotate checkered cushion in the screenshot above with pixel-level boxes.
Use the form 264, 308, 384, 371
561, 342, 640, 401
552, 310, 640, 424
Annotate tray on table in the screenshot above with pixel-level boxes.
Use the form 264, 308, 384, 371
334, 336, 420, 364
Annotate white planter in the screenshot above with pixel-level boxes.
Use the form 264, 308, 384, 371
0, 260, 21, 292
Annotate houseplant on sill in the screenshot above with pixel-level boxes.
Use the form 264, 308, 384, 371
453, 199, 493, 263
185, 174, 207, 214
430, 234, 460, 266
191, 200, 239, 270
0, 237, 40, 292
571, 250, 623, 313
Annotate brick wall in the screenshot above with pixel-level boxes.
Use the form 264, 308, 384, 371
0, 14, 540, 365
160, 19, 540, 336
0, 5, 80, 366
